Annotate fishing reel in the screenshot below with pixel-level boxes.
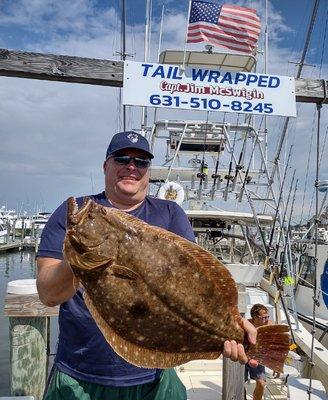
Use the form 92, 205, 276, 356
196, 162, 209, 180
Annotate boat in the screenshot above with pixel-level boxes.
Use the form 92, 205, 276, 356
126, 1, 328, 397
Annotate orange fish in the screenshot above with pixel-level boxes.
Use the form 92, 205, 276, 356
64, 197, 290, 372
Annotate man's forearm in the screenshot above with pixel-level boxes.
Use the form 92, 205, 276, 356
37, 257, 77, 306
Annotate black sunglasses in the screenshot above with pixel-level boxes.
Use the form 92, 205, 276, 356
257, 315, 270, 320
110, 155, 151, 169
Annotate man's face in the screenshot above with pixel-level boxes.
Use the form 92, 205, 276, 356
254, 309, 270, 326
103, 148, 151, 204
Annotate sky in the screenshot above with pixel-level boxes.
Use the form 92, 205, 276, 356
0, 0, 327, 223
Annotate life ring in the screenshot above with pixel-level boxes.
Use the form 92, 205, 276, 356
158, 181, 185, 205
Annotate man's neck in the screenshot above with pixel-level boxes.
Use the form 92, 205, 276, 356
105, 192, 145, 211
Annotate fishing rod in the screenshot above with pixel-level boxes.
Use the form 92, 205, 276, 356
267, 181, 302, 343
210, 145, 223, 200
263, 0, 320, 216
266, 145, 293, 258
238, 136, 257, 203
231, 119, 253, 194
223, 159, 233, 201
231, 133, 247, 192
197, 113, 210, 200
197, 159, 209, 200
283, 179, 299, 283
223, 129, 237, 201
223, 129, 268, 253
274, 169, 296, 262
223, 116, 240, 201
277, 173, 297, 281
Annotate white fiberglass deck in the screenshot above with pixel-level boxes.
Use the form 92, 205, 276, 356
176, 358, 291, 400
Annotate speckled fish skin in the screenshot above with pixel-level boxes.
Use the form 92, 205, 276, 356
64, 197, 290, 371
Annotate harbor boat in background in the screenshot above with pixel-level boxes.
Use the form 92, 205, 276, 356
135, 24, 328, 394
0, 221, 6, 240
0, 206, 52, 244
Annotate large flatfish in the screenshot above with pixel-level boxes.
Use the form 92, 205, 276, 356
63, 197, 290, 372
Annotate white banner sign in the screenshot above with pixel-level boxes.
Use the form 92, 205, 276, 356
123, 61, 296, 117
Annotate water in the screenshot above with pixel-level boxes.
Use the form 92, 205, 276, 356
0, 250, 58, 395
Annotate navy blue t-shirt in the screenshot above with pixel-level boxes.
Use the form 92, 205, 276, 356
37, 192, 195, 386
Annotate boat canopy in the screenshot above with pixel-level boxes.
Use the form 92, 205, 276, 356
159, 50, 256, 72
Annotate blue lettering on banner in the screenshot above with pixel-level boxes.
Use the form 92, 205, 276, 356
152, 65, 165, 78
268, 77, 280, 88
221, 72, 233, 84
234, 73, 246, 84
141, 63, 153, 76
208, 70, 221, 83
191, 69, 209, 82
141, 63, 183, 80
140, 64, 281, 88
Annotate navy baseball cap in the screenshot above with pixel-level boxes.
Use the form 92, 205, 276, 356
106, 131, 154, 160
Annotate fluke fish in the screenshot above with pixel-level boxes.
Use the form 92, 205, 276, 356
64, 197, 290, 371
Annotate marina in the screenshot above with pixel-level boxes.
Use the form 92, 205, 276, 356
0, 0, 328, 399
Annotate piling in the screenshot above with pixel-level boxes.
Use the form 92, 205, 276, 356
12, 219, 16, 241
6, 220, 11, 243
222, 284, 247, 400
9, 317, 48, 399
222, 358, 245, 400
5, 293, 59, 400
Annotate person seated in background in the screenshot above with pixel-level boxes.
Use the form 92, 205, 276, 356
245, 304, 274, 400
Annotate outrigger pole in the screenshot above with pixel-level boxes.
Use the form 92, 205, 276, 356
265, 0, 320, 205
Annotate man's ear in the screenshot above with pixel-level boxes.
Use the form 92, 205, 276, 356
103, 160, 107, 174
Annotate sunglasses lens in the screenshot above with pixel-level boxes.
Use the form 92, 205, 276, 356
134, 158, 151, 168
114, 156, 131, 165
113, 156, 150, 168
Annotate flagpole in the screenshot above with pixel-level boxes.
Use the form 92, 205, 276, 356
157, 4, 165, 62
141, 0, 152, 135
182, 0, 192, 71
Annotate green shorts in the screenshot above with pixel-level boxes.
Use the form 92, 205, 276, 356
44, 368, 187, 400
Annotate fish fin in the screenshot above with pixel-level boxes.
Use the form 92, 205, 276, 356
110, 264, 140, 280
245, 325, 290, 373
84, 292, 220, 368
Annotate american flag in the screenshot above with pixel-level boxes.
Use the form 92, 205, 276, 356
187, 1, 261, 54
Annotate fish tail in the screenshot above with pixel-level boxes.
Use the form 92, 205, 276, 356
245, 325, 290, 373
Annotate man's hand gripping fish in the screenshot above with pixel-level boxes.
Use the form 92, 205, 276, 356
64, 197, 290, 372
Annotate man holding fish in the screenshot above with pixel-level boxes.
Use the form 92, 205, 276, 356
36, 131, 269, 400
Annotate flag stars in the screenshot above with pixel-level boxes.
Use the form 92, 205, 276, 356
190, 1, 220, 24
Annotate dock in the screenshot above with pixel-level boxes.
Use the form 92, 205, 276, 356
0, 222, 41, 253
0, 240, 22, 252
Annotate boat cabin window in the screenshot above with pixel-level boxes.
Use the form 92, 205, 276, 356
298, 254, 316, 288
